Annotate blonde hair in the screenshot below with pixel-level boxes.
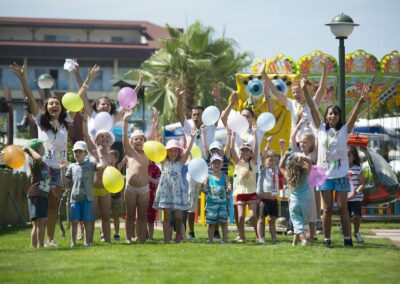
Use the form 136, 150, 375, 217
300, 133, 315, 153
286, 155, 308, 191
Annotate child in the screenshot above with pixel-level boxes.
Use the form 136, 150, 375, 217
153, 129, 197, 243
257, 137, 279, 244
230, 124, 259, 243
202, 154, 230, 243
63, 141, 105, 247
291, 118, 319, 240
109, 149, 123, 241
279, 151, 312, 246
304, 80, 369, 247
24, 139, 50, 248
347, 145, 366, 243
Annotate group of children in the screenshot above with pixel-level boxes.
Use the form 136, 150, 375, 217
15, 57, 368, 248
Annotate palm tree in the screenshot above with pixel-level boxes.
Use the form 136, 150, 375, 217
138, 21, 251, 122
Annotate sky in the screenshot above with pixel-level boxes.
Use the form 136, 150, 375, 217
0, 0, 399, 61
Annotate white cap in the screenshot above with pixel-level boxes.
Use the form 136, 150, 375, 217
130, 129, 145, 138
94, 129, 115, 145
73, 141, 88, 151
209, 141, 223, 151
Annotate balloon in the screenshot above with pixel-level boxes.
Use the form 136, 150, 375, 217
118, 87, 137, 109
62, 92, 83, 112
257, 112, 276, 132
201, 106, 220, 126
143, 141, 167, 162
190, 144, 202, 158
227, 111, 249, 136
3, 145, 26, 169
102, 166, 124, 193
188, 158, 208, 183
246, 79, 264, 99
308, 165, 327, 187
93, 112, 113, 132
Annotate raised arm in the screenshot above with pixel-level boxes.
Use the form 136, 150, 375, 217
23, 147, 42, 163
251, 124, 259, 162
211, 82, 222, 114
291, 117, 308, 153
9, 63, 39, 116
346, 85, 368, 133
82, 115, 98, 160
180, 127, 197, 165
279, 151, 291, 176
225, 128, 232, 159
279, 139, 286, 158
78, 65, 102, 117
314, 55, 329, 104
95, 145, 107, 169
261, 136, 272, 165
175, 82, 186, 126
302, 79, 321, 128
122, 111, 135, 156
200, 125, 209, 157
230, 133, 239, 164
148, 106, 159, 141
72, 61, 84, 89
260, 59, 288, 106
220, 91, 238, 127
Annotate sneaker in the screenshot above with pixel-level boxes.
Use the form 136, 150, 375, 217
84, 242, 91, 247
214, 230, 221, 240
175, 237, 183, 244
301, 239, 308, 246
323, 239, 331, 247
114, 234, 120, 241
100, 234, 105, 242
236, 238, 244, 244
316, 220, 323, 235
188, 232, 195, 240
258, 238, 265, 245
48, 240, 57, 247
354, 233, 364, 243
235, 235, 241, 241
286, 230, 294, 235
70, 244, 76, 248
344, 238, 354, 247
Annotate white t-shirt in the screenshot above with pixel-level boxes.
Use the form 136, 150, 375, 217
317, 123, 350, 179
88, 111, 115, 140
183, 118, 215, 159
34, 112, 73, 168
286, 98, 317, 141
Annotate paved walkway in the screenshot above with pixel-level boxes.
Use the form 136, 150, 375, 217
365, 230, 400, 247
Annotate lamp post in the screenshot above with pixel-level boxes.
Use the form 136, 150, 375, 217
326, 13, 358, 122
37, 74, 54, 99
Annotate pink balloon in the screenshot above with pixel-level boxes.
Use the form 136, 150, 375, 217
118, 87, 137, 109
308, 165, 327, 187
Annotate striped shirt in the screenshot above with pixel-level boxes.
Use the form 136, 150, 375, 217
348, 165, 364, 202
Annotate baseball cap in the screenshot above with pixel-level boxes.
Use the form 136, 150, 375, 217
130, 129, 145, 139
26, 138, 43, 151
209, 141, 223, 151
210, 154, 223, 163
73, 141, 88, 151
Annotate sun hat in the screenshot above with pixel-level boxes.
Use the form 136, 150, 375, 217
130, 129, 145, 139
26, 138, 43, 151
166, 139, 183, 150
209, 141, 223, 151
94, 129, 115, 145
73, 141, 88, 151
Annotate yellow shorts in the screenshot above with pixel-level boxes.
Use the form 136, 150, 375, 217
93, 187, 110, 197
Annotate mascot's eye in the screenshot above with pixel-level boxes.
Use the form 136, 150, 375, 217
243, 80, 249, 85
272, 78, 288, 96
248, 75, 253, 80
246, 79, 264, 99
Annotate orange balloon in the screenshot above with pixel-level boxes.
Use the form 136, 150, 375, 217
3, 145, 26, 169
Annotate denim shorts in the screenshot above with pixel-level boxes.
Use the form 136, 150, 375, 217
317, 176, 350, 192
70, 200, 94, 222
49, 167, 63, 187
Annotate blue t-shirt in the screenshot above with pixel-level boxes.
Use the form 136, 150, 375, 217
66, 160, 97, 202
206, 173, 227, 204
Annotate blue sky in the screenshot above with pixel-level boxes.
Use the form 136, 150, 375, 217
0, 0, 398, 61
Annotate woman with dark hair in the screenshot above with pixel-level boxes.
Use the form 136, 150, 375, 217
304, 77, 370, 247
10, 63, 99, 246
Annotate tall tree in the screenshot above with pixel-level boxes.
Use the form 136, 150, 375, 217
137, 21, 250, 123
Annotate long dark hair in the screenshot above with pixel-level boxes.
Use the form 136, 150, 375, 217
324, 105, 343, 131
91, 96, 117, 115
39, 96, 69, 133
348, 145, 361, 166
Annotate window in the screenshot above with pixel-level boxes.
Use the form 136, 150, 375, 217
44, 35, 57, 41
111, 36, 124, 43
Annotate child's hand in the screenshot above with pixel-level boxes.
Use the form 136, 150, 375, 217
230, 91, 239, 106
59, 159, 68, 171
359, 84, 370, 102
300, 77, 307, 89
175, 81, 186, 97
267, 136, 273, 143
279, 139, 286, 148
200, 124, 206, 134
9, 63, 25, 80
211, 82, 222, 101
87, 65, 101, 82
190, 127, 198, 138
123, 110, 132, 122
152, 106, 160, 122
320, 54, 330, 69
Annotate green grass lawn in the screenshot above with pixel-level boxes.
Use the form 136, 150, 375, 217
0, 222, 400, 283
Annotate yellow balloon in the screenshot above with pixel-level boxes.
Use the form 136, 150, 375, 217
190, 145, 202, 158
102, 166, 124, 193
3, 145, 26, 169
62, 92, 84, 112
143, 141, 167, 162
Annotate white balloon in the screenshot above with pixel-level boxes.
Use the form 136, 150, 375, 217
188, 158, 208, 183
227, 111, 249, 136
202, 106, 220, 126
257, 112, 276, 132
93, 112, 113, 132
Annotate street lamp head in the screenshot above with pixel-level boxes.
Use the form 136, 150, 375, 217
326, 13, 359, 39
37, 74, 55, 89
